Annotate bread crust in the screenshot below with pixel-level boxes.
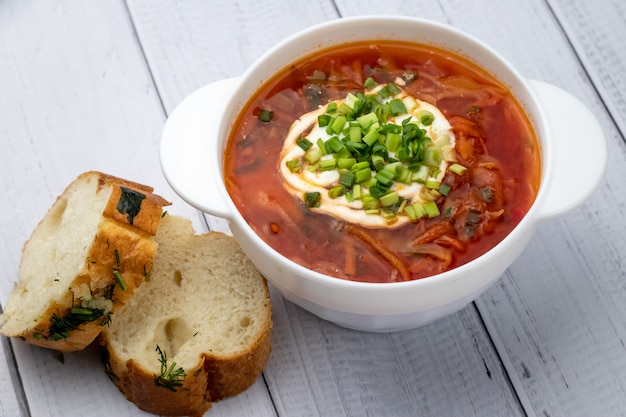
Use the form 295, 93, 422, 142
97, 171, 169, 235
0, 171, 170, 351
101, 345, 211, 417
99, 290, 271, 417
99, 290, 272, 417
98, 216, 272, 416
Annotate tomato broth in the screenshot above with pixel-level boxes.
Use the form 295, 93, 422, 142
224, 41, 541, 283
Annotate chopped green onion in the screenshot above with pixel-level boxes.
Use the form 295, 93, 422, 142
344, 93, 359, 109
286, 159, 302, 172
304, 192, 321, 208
387, 83, 402, 95
378, 86, 390, 99
371, 143, 388, 158
338, 102, 353, 116
380, 209, 397, 220
385, 133, 402, 153
258, 109, 273, 122
337, 146, 353, 159
418, 109, 434, 126
412, 165, 430, 183
395, 166, 412, 184
425, 179, 440, 190
305, 147, 323, 164
364, 77, 377, 90
421, 188, 441, 202
296, 136, 312, 151
413, 202, 427, 219
318, 114, 331, 127
383, 161, 402, 174
339, 171, 355, 188
326, 136, 345, 153
329, 115, 347, 134
357, 112, 378, 131
351, 161, 370, 171
362, 128, 379, 146
439, 184, 452, 196
361, 176, 377, 189
402, 96, 417, 113
423, 148, 442, 167
424, 201, 440, 218
379, 191, 400, 207
449, 163, 467, 175
328, 186, 343, 199
395, 146, 412, 161
375, 170, 394, 187
369, 185, 387, 198
337, 157, 357, 169
289, 83, 462, 221
316, 138, 328, 155
371, 154, 386, 171
319, 158, 337, 171
345, 140, 366, 152
355, 167, 372, 183
349, 125, 362, 142
398, 198, 408, 213
389, 99, 407, 116
362, 196, 379, 210
405, 205, 417, 220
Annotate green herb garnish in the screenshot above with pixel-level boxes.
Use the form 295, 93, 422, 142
46, 307, 107, 341
304, 191, 321, 208
113, 270, 127, 291
117, 187, 146, 225
154, 345, 186, 392
288, 80, 466, 222
257, 108, 273, 122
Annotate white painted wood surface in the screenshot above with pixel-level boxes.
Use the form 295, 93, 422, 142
0, 0, 624, 416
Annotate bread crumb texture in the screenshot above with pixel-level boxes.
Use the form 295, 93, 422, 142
99, 215, 272, 417
0, 171, 169, 351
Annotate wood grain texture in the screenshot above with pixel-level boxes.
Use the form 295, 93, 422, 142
550, 0, 626, 138
125, 0, 341, 234
0, 0, 272, 416
1, 0, 625, 416
0, 336, 25, 416
338, 1, 626, 415
267, 286, 523, 417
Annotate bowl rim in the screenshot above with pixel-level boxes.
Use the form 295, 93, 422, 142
215, 15, 550, 291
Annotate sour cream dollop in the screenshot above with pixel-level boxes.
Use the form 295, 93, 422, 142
279, 83, 458, 228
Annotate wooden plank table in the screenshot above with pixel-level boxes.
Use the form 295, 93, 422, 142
1, 1, 624, 416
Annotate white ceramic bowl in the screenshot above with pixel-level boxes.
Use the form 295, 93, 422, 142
160, 16, 607, 332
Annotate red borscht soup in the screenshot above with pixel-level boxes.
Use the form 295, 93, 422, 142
224, 41, 541, 283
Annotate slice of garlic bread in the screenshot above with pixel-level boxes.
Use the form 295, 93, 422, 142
99, 215, 272, 417
0, 171, 170, 351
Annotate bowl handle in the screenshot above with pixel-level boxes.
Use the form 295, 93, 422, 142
528, 80, 607, 220
160, 78, 240, 219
